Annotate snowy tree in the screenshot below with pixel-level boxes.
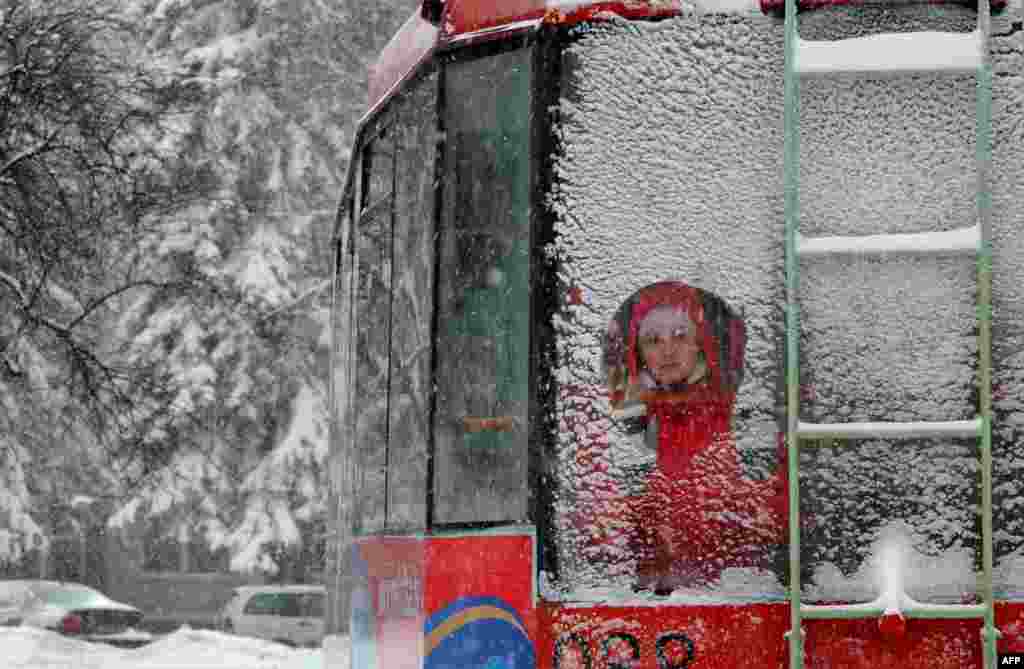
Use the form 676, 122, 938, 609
0, 0, 203, 565
0, 0, 415, 578
106, 0, 414, 577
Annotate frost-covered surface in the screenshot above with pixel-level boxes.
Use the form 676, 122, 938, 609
548, 4, 1024, 602
543, 567, 787, 606
549, 10, 789, 598
1, 627, 349, 669
802, 522, 980, 604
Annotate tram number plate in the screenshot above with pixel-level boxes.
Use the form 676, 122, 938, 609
554, 630, 696, 669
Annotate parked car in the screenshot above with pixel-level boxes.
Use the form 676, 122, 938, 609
0, 580, 152, 647
218, 584, 325, 647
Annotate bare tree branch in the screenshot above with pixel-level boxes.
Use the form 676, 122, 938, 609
0, 1, 207, 469
0, 269, 28, 305
0, 64, 26, 79
66, 279, 176, 331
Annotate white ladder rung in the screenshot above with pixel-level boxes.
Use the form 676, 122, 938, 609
797, 30, 983, 76
797, 225, 979, 257
801, 601, 987, 620
798, 418, 982, 440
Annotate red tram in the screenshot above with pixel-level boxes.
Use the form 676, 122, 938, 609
324, 0, 1024, 665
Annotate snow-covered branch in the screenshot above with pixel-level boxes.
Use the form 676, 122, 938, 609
259, 279, 331, 321
0, 127, 63, 178
0, 268, 28, 305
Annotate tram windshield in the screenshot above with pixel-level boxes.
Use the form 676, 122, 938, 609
342, 46, 535, 537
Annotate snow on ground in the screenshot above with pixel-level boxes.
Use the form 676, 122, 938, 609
3, 627, 350, 669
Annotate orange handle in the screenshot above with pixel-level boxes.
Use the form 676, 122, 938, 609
463, 416, 514, 433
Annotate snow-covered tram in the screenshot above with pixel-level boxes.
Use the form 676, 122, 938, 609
325, 0, 1024, 666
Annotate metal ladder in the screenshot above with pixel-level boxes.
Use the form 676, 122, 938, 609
781, 0, 997, 666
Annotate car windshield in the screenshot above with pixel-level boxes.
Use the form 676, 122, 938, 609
30, 583, 104, 607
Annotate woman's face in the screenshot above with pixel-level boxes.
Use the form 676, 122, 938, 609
638, 306, 700, 385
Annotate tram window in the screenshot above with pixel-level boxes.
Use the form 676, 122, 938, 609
431, 47, 533, 524
385, 74, 437, 530
361, 123, 395, 215
351, 71, 438, 533
353, 130, 392, 532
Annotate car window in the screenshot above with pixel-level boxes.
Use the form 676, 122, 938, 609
278, 594, 301, 617
242, 592, 304, 617
31, 584, 102, 608
243, 593, 284, 616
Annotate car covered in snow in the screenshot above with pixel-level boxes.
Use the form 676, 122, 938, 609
0, 580, 152, 647
218, 584, 325, 648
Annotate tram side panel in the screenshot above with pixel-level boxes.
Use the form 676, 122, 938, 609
543, 2, 1024, 665
351, 533, 537, 669
547, 10, 789, 602
544, 11, 795, 667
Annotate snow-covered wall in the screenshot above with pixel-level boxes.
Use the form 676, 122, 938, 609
548, 5, 1024, 602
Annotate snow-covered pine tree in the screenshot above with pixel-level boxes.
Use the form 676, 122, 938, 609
108, 0, 412, 577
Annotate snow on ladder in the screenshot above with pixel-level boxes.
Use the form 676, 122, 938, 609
797, 418, 982, 440
781, 0, 997, 666
796, 225, 980, 257
796, 29, 984, 76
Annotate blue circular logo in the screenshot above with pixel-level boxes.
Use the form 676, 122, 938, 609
424, 596, 535, 669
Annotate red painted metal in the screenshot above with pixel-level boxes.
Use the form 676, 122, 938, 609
354, 533, 1024, 667
443, 0, 682, 39
540, 602, 790, 668
877, 611, 908, 642
367, 0, 682, 116
540, 601, 1024, 668
354, 533, 538, 667
423, 534, 535, 619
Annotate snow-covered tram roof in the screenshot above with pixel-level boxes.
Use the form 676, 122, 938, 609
366, 0, 1008, 118
365, 0, 679, 120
